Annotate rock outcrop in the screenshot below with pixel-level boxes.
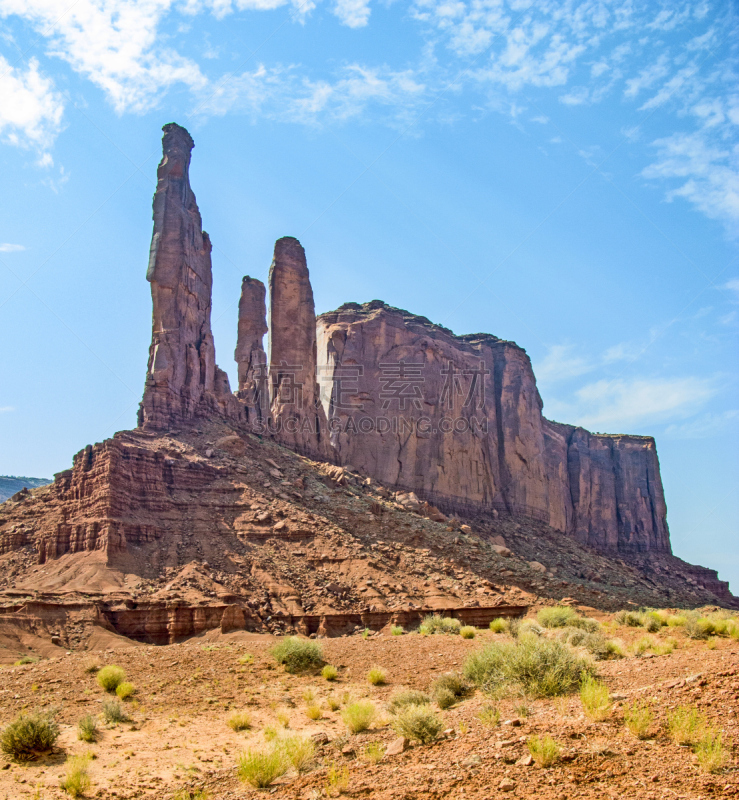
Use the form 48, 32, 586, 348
317, 301, 669, 555
138, 123, 241, 430
268, 237, 331, 459
234, 276, 268, 422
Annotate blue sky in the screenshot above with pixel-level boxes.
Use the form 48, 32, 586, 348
0, 0, 737, 591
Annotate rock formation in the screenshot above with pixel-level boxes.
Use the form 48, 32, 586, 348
234, 276, 268, 422
138, 123, 241, 430
268, 237, 331, 459
317, 301, 669, 555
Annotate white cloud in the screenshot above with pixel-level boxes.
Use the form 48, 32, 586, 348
572, 376, 716, 431
0, 243, 26, 252
665, 409, 739, 439
642, 131, 739, 236
534, 344, 592, 385
0, 55, 64, 154
333, 0, 371, 28
0, 406, 14, 413
724, 278, 739, 300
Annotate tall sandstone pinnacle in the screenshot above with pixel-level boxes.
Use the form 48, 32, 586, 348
268, 237, 331, 459
139, 123, 241, 430
234, 276, 268, 422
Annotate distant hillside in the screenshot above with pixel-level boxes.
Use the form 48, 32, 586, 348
0, 476, 52, 503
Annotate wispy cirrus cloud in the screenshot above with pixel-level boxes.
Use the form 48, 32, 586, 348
0, 243, 25, 252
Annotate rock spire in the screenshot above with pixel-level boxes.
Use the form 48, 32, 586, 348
234, 276, 268, 422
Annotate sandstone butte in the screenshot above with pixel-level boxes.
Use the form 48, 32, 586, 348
0, 122, 734, 652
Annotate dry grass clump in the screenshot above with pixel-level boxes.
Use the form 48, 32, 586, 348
527, 735, 560, 767
102, 699, 128, 724
237, 654, 254, 666
60, 753, 92, 797
685, 616, 715, 640
279, 734, 315, 773
430, 672, 469, 709
367, 667, 387, 685
172, 789, 210, 800
632, 635, 675, 656
580, 675, 611, 721
464, 635, 591, 698
342, 700, 377, 734
115, 681, 135, 700
489, 618, 507, 633
392, 705, 444, 744
306, 705, 322, 720
227, 711, 251, 731
362, 741, 386, 763
390, 625, 404, 636
419, 614, 461, 635
0, 709, 60, 761
667, 705, 705, 746
237, 746, 287, 788
322, 665, 338, 681
477, 705, 500, 726
326, 696, 341, 712
326, 763, 350, 795
77, 714, 99, 743
695, 729, 729, 773
537, 606, 578, 629
387, 689, 431, 715
97, 665, 126, 692
555, 627, 623, 660
14, 655, 38, 666
460, 625, 476, 639
82, 657, 101, 674
624, 701, 653, 739
271, 637, 323, 673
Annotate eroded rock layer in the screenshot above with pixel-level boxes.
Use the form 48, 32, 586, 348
317, 301, 669, 555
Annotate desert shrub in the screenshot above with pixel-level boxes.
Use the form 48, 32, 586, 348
643, 612, 663, 632
537, 606, 578, 629
387, 689, 431, 715
477, 705, 500, 726
342, 700, 377, 734
419, 614, 461, 635
362, 742, 385, 763
172, 790, 210, 800
614, 610, 644, 627
430, 672, 469, 709
102, 699, 128, 724
0, 710, 60, 760
518, 620, 544, 637
237, 746, 287, 788
464, 635, 591, 698
527, 735, 560, 767
60, 753, 92, 797
276, 710, 290, 728
392, 705, 444, 744
271, 637, 323, 673
556, 627, 617, 660
580, 675, 611, 721
263, 725, 278, 742
460, 626, 476, 639
77, 714, 99, 743
306, 705, 322, 720
228, 711, 251, 731
279, 734, 315, 773
390, 625, 403, 636
237, 654, 254, 666
695, 729, 729, 773
570, 616, 601, 633
666, 614, 688, 627
685, 617, 714, 640
322, 665, 338, 681
624, 701, 653, 739
82, 658, 100, 674
668, 706, 705, 746
727, 619, 739, 640
651, 637, 676, 656
97, 665, 126, 692
489, 618, 507, 633
326, 696, 341, 712
302, 688, 316, 703
326, 763, 349, 794
14, 655, 38, 666
435, 688, 456, 709
367, 667, 386, 686
115, 682, 135, 700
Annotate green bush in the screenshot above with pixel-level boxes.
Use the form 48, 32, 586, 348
0, 710, 60, 761
228, 711, 251, 731
685, 617, 715, 640
341, 700, 376, 734
419, 615, 461, 635
667, 705, 705, 746
387, 689, 431, 715
115, 681, 135, 700
695, 729, 729, 773
60, 754, 92, 797
392, 705, 444, 744
97, 665, 126, 692
460, 626, 476, 639
77, 714, 99, 743
278, 734, 315, 773
570, 616, 601, 633
614, 610, 644, 627
430, 672, 469, 707
322, 664, 338, 681
464, 635, 591, 698
367, 667, 386, 686
271, 637, 323, 673
237, 746, 287, 788
624, 701, 653, 739
390, 625, 404, 636
643, 612, 663, 632
477, 705, 500, 726
489, 618, 507, 633
527, 735, 560, 767
537, 606, 578, 629
435, 688, 456, 709
555, 627, 622, 660
580, 675, 611, 721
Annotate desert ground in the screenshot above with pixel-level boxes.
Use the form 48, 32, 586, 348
0, 607, 737, 800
